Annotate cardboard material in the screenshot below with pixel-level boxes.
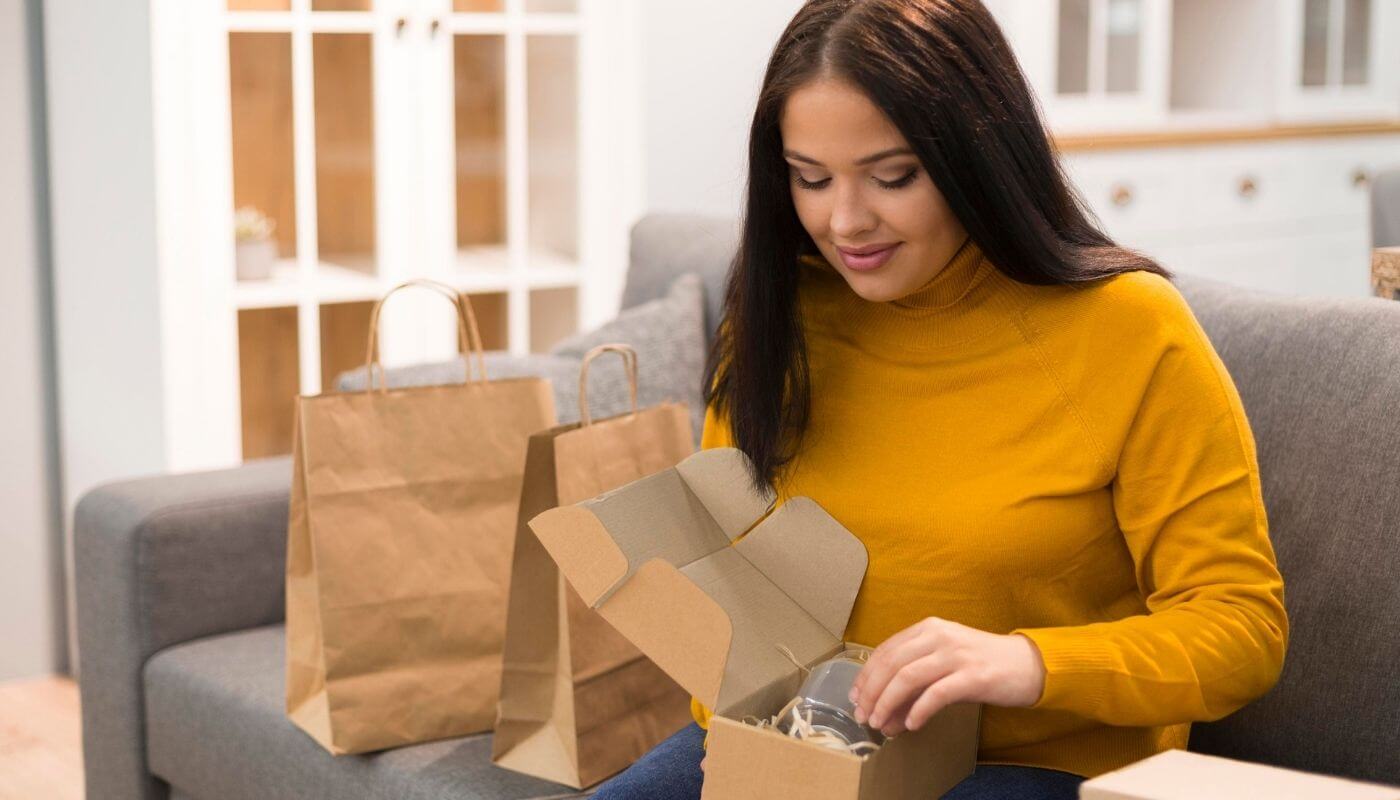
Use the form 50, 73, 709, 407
530, 447, 980, 799
1081, 750, 1400, 800
286, 279, 556, 754
491, 343, 696, 788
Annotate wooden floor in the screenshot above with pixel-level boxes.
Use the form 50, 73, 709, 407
0, 676, 82, 800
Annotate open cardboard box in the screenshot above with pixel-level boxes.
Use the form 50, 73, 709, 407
529, 447, 980, 799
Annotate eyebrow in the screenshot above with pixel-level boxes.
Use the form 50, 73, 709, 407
782, 147, 915, 167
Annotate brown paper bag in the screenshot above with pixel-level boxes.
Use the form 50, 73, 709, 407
491, 344, 697, 788
286, 279, 557, 755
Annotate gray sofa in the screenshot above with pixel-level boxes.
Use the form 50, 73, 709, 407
75, 214, 1400, 800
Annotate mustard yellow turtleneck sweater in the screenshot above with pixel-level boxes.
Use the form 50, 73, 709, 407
690, 237, 1287, 779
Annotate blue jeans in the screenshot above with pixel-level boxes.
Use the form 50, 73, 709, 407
592, 723, 1084, 800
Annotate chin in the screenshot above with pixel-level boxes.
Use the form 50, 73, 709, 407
841, 274, 904, 303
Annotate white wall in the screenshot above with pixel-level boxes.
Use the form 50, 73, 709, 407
0, 0, 65, 680
44, 0, 168, 669
639, 0, 804, 218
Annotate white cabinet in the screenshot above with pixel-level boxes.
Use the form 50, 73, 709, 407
991, 0, 1400, 131
987, 0, 1399, 300
1064, 136, 1400, 298
1277, 0, 1399, 121
992, 0, 1172, 132
150, 0, 639, 464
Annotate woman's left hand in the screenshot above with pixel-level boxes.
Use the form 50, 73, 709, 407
850, 617, 1047, 737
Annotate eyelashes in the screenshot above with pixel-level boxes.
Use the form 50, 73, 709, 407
877, 168, 919, 190
791, 168, 920, 191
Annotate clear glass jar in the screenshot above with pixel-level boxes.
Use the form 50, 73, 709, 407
776, 654, 885, 748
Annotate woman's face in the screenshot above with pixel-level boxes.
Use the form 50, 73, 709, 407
780, 75, 968, 303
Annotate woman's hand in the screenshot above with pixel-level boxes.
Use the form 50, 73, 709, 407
849, 617, 1047, 737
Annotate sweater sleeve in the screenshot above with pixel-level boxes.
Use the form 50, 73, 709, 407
1013, 305, 1288, 728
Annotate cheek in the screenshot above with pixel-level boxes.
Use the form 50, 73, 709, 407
881, 185, 951, 244
791, 190, 829, 238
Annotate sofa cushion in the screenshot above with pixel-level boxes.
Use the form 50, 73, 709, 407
144, 625, 594, 800
336, 350, 583, 395
549, 272, 707, 441
338, 273, 708, 445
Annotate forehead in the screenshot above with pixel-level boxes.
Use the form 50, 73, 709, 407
779, 76, 909, 161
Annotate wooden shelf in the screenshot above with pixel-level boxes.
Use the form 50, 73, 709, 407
1056, 120, 1400, 152
234, 257, 378, 308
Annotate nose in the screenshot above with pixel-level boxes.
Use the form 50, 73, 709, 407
828, 180, 877, 241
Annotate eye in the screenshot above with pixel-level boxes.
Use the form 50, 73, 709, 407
791, 171, 831, 191
875, 168, 919, 190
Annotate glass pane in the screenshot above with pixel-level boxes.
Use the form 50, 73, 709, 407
319, 301, 373, 393
1301, 0, 1331, 87
1057, 0, 1091, 95
230, 33, 296, 267
228, 0, 290, 10
312, 0, 371, 9
312, 33, 377, 275
530, 288, 577, 353
526, 0, 577, 11
238, 306, 299, 459
453, 36, 508, 268
1342, 0, 1370, 85
454, 0, 504, 11
1105, 0, 1141, 93
527, 35, 578, 266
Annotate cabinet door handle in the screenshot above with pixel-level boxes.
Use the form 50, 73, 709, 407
430, 18, 442, 36
1110, 184, 1134, 207
1238, 175, 1259, 199
396, 16, 408, 36
1353, 168, 1371, 189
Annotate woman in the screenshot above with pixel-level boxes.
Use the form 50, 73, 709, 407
595, 1, 1287, 797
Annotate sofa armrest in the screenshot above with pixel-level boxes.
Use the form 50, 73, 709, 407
75, 456, 292, 800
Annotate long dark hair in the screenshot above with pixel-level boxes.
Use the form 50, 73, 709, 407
702, 0, 1171, 492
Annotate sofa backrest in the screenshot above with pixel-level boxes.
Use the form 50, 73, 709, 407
625, 213, 1400, 785
625, 214, 739, 345
1171, 275, 1400, 785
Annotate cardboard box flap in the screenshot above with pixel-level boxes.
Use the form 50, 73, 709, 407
678, 545, 847, 714
673, 447, 778, 541
529, 448, 868, 714
733, 497, 866, 640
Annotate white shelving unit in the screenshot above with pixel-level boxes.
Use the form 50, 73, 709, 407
994, 0, 1398, 131
987, 0, 1400, 300
148, 0, 641, 465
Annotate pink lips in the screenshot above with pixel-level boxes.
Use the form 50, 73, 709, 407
836, 243, 901, 272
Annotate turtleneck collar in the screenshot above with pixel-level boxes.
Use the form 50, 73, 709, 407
888, 234, 988, 311
798, 236, 1024, 352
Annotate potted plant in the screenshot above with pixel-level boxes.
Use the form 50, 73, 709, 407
235, 206, 277, 281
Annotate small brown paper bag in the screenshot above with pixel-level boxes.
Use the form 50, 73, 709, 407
491, 344, 696, 788
286, 279, 557, 755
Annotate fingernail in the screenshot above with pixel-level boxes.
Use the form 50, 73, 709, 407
854, 707, 867, 724
848, 688, 858, 704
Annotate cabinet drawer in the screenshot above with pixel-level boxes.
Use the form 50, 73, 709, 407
1064, 154, 1185, 237
1298, 138, 1400, 224
1180, 146, 1311, 232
